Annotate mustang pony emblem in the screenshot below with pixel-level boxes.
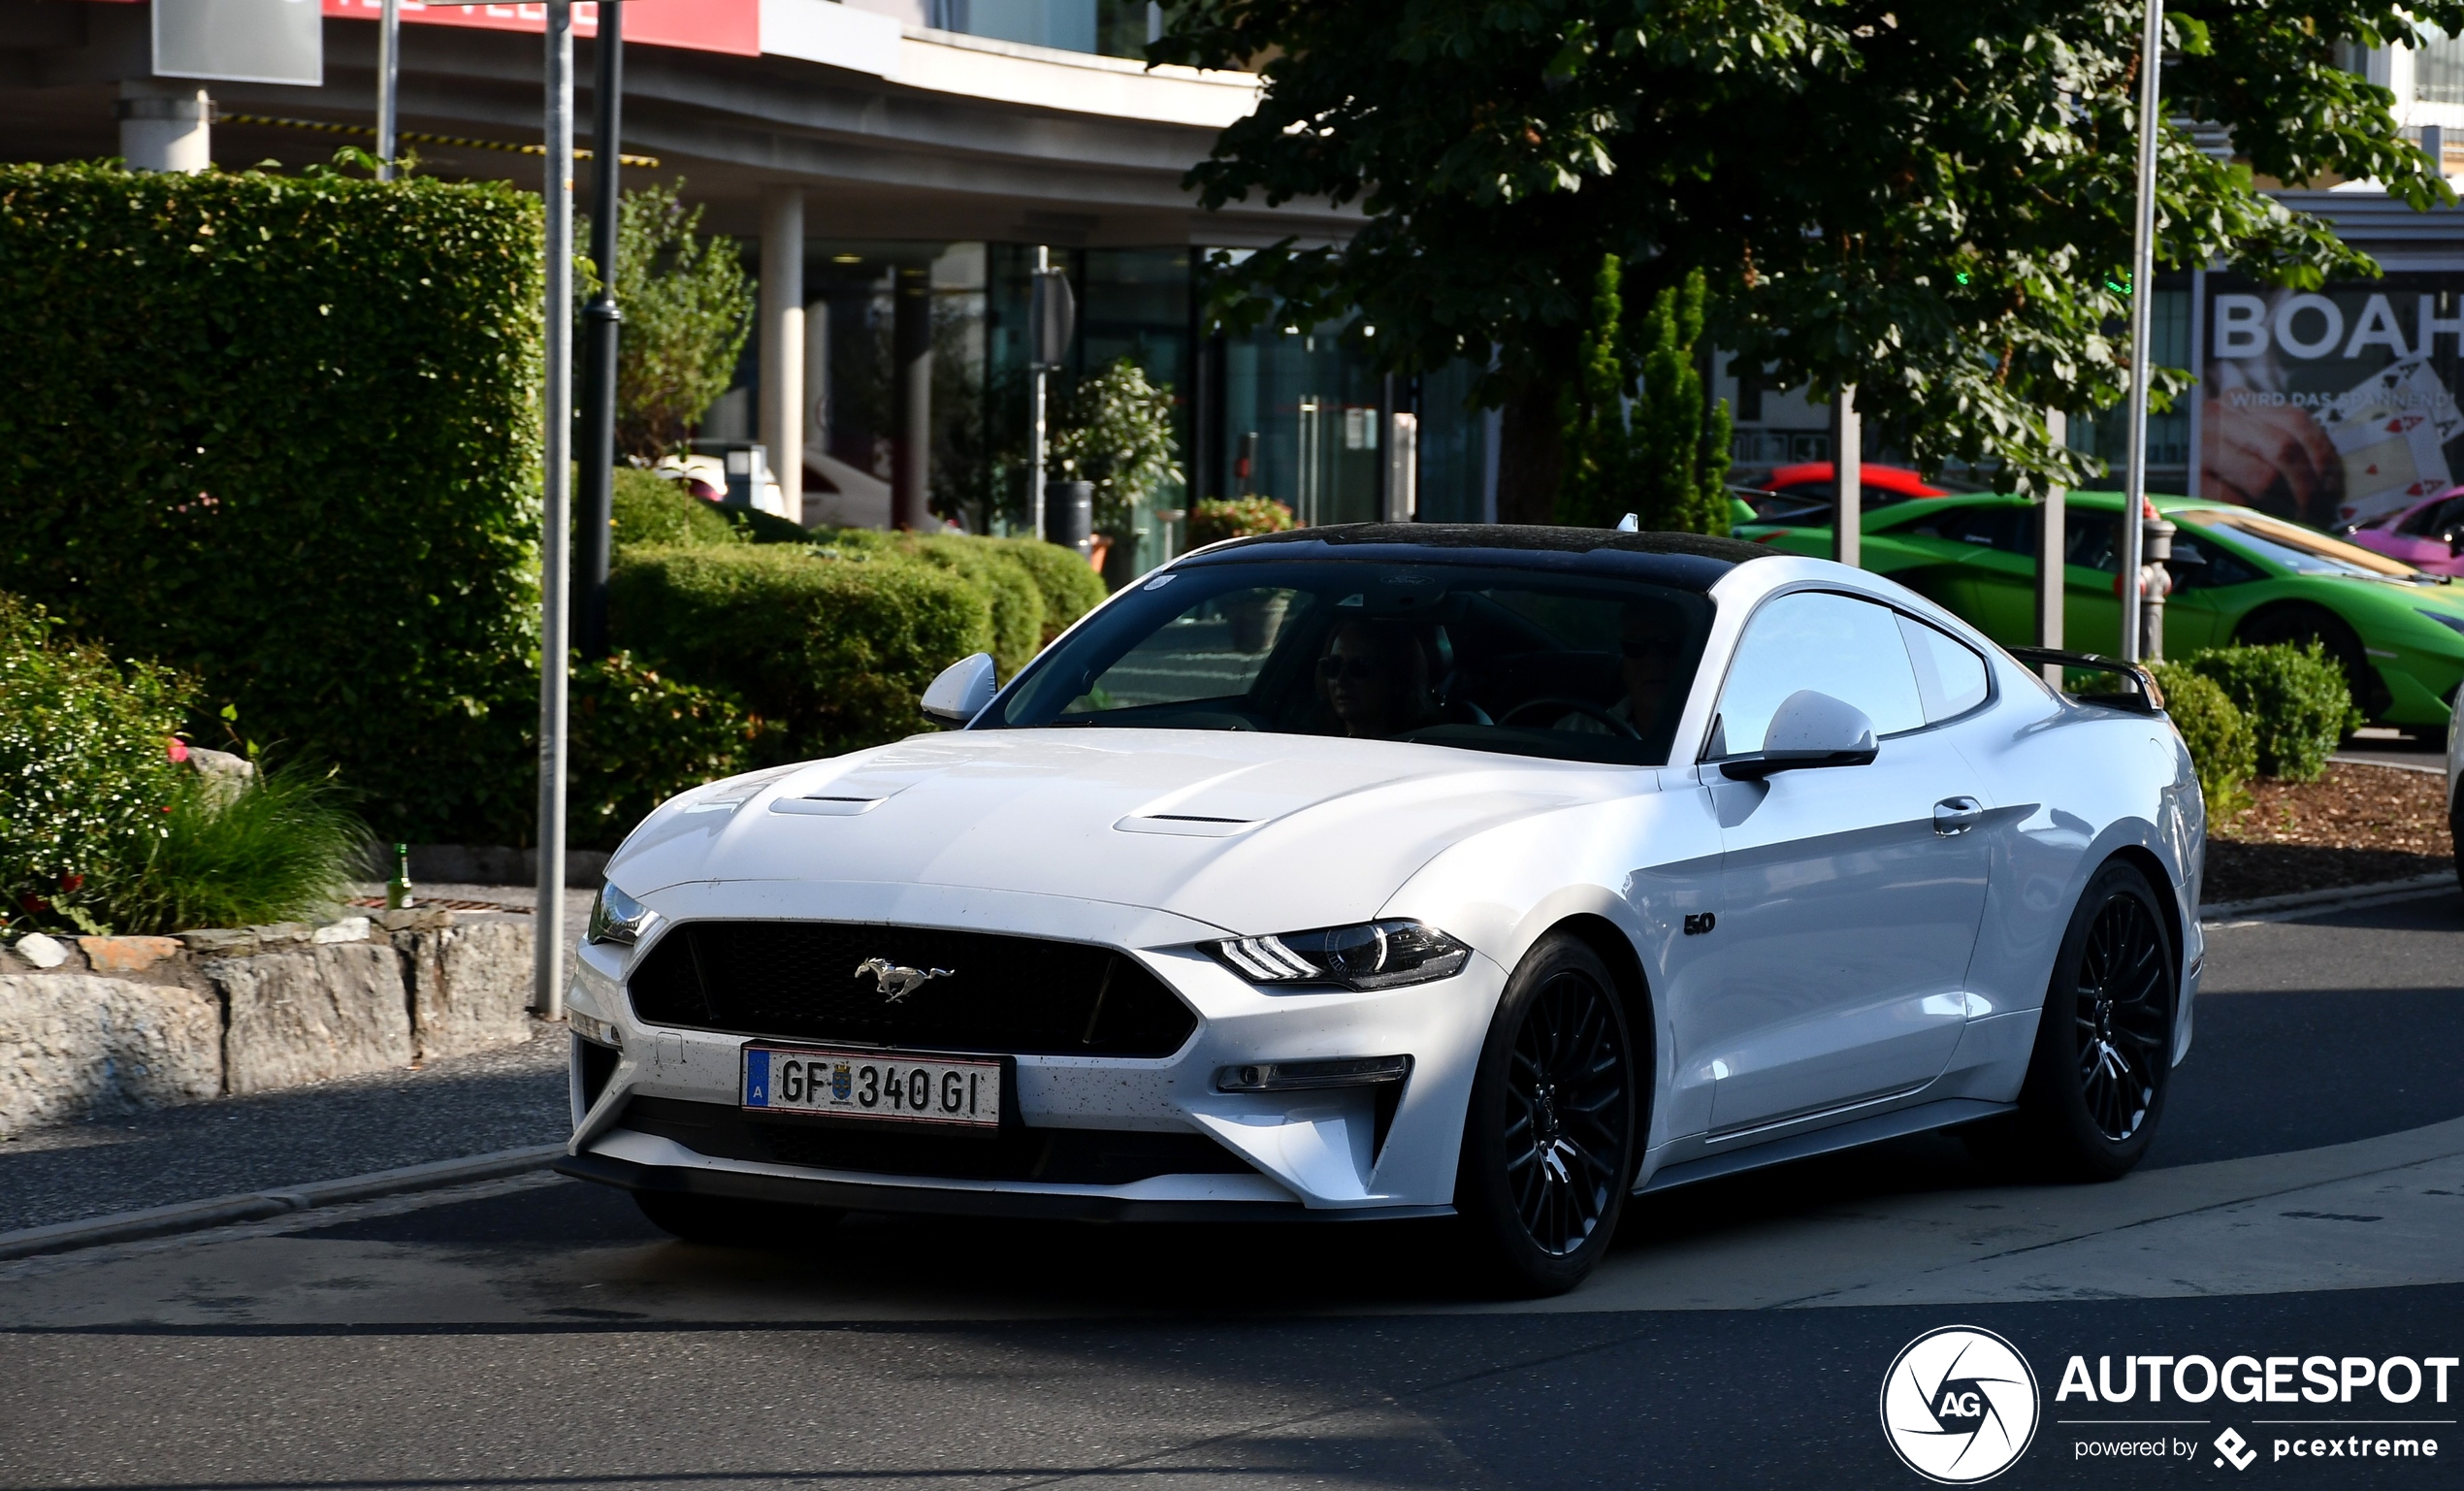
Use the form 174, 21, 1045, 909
854, 957, 953, 1003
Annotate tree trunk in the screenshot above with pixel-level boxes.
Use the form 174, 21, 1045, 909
1495, 373, 1567, 525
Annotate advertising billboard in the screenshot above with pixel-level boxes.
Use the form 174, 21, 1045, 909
2201, 272, 2464, 528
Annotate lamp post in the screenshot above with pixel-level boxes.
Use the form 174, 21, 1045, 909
575, 0, 623, 659
534, 1, 574, 1019
1028, 244, 1051, 539
374, 0, 400, 181
2119, 0, 2163, 662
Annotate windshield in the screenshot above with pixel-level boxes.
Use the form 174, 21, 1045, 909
984, 558, 1716, 766
2176, 508, 2417, 579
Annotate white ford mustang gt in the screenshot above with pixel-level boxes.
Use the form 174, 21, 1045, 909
559, 524, 2204, 1293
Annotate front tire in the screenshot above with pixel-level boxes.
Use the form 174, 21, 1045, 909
633, 1189, 841, 1247
1454, 933, 1639, 1296
2013, 860, 2178, 1180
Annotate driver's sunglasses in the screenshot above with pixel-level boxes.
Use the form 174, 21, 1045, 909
1317, 656, 1385, 681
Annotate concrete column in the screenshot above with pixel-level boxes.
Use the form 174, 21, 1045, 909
1830, 384, 1860, 568
758, 186, 805, 526
2037, 410, 2066, 674
892, 263, 932, 532
118, 84, 211, 174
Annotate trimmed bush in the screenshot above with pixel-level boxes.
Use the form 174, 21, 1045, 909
0, 162, 543, 843
1186, 497, 1296, 547
993, 536, 1111, 642
0, 596, 190, 935
106, 762, 367, 935
567, 650, 764, 849
814, 531, 1049, 679
611, 467, 738, 550
609, 545, 992, 762
2186, 642, 2361, 781
2150, 662, 2255, 822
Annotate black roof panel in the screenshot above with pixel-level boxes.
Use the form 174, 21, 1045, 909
1181, 523, 1777, 591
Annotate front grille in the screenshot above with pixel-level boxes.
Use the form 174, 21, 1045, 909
619, 1096, 1252, 1185
626, 921, 1198, 1058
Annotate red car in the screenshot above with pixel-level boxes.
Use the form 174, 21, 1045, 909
1734, 463, 1952, 525
2341, 486, 2464, 577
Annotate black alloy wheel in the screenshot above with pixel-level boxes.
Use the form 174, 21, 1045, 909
1456, 933, 1638, 1295
2010, 860, 2178, 1181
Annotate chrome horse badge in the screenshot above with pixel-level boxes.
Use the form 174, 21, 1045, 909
855, 957, 953, 1003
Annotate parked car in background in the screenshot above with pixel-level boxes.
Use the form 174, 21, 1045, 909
1740, 489, 2464, 725
1731, 463, 1953, 526
2341, 487, 2464, 577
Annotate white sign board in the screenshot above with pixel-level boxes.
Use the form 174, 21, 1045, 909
154, 0, 323, 87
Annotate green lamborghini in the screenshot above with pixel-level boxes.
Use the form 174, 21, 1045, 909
1736, 489, 2464, 726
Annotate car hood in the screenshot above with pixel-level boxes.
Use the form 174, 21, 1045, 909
606, 729, 1650, 935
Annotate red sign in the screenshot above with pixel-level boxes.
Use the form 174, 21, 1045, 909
318, 1, 761, 57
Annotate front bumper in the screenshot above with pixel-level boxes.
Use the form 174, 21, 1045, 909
563, 880, 1503, 1216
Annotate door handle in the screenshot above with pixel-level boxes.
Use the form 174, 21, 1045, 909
1932, 796, 1985, 836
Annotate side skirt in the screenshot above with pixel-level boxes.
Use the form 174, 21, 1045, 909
1635, 1097, 2015, 1195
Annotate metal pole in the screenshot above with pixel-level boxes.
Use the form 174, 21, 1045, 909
2038, 409, 2067, 685
2120, 0, 2162, 663
1028, 243, 1049, 540
534, 2, 574, 1020
576, 0, 623, 660
1831, 384, 1861, 567
374, 0, 400, 181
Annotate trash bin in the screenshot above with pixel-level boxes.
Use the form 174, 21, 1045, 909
1045, 479, 1093, 558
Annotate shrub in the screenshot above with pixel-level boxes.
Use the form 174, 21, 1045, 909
2150, 662, 2255, 822
1186, 497, 1297, 547
587, 181, 755, 463
2186, 642, 2361, 781
0, 161, 543, 844
1052, 357, 1183, 536
992, 536, 1111, 642
567, 650, 764, 849
105, 762, 368, 935
609, 544, 992, 762
611, 467, 739, 551
0, 596, 190, 935
815, 531, 1049, 678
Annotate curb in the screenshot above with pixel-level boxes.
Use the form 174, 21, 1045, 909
2328, 754, 2448, 777
2200, 871, 2455, 924
0, 1143, 565, 1262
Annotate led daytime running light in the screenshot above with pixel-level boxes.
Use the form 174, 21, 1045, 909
1207, 920, 1471, 991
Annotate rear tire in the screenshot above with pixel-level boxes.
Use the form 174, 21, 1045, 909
632, 1189, 841, 1247
1453, 932, 1639, 1296
2236, 603, 2387, 719
2012, 860, 2178, 1181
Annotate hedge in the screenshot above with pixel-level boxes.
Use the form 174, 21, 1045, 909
0, 595, 190, 935
567, 649, 763, 849
991, 536, 1112, 642
2151, 662, 2254, 821
609, 544, 993, 762
2186, 642, 2360, 782
0, 162, 543, 843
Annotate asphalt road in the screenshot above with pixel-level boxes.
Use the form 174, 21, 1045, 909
2, 892, 2460, 1490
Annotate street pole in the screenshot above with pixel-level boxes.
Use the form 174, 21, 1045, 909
2120, 0, 2163, 663
1831, 384, 1860, 568
1028, 243, 1050, 541
2038, 409, 2067, 685
534, 1, 574, 1020
576, 0, 623, 660
374, 0, 400, 181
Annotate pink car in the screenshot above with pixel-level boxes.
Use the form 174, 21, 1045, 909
2344, 487, 2464, 575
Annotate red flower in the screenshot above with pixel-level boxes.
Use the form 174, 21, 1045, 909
18, 894, 49, 914
167, 737, 190, 763
57, 874, 82, 893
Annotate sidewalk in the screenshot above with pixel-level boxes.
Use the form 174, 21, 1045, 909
0, 881, 584, 1237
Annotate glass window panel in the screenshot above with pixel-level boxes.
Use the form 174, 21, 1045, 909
1714, 592, 1925, 753
1896, 614, 1990, 722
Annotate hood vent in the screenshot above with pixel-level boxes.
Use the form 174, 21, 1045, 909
770, 794, 890, 817
1114, 813, 1258, 839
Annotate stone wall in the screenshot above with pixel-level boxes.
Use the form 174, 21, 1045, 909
0, 908, 537, 1136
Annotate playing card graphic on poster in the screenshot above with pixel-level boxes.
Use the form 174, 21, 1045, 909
2202, 275, 2464, 529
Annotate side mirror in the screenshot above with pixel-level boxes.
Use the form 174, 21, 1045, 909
922, 652, 998, 727
1718, 690, 1879, 780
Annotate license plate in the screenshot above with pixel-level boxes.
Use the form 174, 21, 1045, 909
740, 1045, 1001, 1128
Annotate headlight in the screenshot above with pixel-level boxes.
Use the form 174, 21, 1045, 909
1207, 920, 1471, 990
586, 883, 653, 946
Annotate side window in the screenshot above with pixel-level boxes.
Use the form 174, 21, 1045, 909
1712, 592, 1926, 755
1895, 614, 1990, 722
1929, 505, 2036, 556
2064, 512, 2120, 571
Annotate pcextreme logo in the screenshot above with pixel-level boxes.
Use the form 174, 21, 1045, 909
1882, 1326, 2043, 1483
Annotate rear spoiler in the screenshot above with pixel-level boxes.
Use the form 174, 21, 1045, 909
2005, 646, 2165, 716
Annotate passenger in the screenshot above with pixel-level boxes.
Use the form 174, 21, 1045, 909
1559, 598, 1688, 737
1317, 618, 1443, 738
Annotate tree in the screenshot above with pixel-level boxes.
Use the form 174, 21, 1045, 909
1559, 257, 1732, 533
1154, 0, 2463, 517
581, 181, 754, 463
1051, 357, 1184, 537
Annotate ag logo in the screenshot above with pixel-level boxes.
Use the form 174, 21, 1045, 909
1880, 1325, 2041, 1483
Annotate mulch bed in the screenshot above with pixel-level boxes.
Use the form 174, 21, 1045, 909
2202, 761, 2452, 904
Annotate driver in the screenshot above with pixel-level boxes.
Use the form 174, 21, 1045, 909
1558, 599, 1687, 736
1317, 618, 1443, 738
